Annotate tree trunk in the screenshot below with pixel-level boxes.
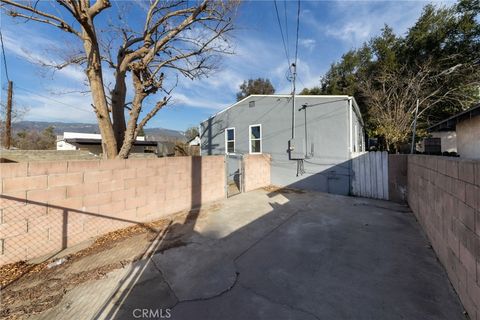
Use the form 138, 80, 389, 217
81, 27, 118, 159
117, 71, 145, 159
111, 69, 127, 152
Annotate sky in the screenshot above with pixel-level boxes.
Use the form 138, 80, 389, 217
0, 0, 438, 131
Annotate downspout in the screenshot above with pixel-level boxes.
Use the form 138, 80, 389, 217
348, 97, 353, 196
348, 97, 353, 157
198, 124, 202, 156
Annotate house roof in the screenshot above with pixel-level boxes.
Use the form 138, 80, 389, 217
428, 103, 480, 132
201, 94, 363, 126
65, 138, 158, 146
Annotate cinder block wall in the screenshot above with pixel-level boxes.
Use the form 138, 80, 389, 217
0, 156, 225, 265
244, 154, 271, 192
408, 155, 480, 318
388, 154, 408, 203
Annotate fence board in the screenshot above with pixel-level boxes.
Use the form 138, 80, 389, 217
382, 151, 389, 199
375, 152, 383, 199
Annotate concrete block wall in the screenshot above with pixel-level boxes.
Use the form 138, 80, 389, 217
408, 155, 480, 319
388, 154, 408, 203
244, 154, 271, 192
0, 156, 225, 265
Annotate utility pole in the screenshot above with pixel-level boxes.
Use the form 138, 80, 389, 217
5, 80, 12, 149
291, 63, 296, 139
411, 99, 419, 154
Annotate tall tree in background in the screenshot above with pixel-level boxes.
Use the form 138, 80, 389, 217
301, 0, 480, 151
1, 0, 238, 158
185, 126, 199, 140
236, 78, 275, 101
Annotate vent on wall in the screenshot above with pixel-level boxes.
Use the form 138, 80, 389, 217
249, 101, 255, 108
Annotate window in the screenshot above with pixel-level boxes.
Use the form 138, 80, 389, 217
249, 124, 262, 154
225, 128, 235, 154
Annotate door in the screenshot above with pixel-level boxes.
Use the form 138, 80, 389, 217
226, 154, 243, 197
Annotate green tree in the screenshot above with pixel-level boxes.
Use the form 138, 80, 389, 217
299, 87, 322, 95
236, 78, 275, 101
301, 0, 480, 150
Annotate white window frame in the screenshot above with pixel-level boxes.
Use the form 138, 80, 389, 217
225, 127, 236, 154
249, 124, 262, 154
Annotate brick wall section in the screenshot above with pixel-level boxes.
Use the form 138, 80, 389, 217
408, 155, 480, 319
244, 154, 271, 192
0, 156, 225, 265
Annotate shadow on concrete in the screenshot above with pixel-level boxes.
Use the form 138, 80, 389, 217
90, 162, 464, 319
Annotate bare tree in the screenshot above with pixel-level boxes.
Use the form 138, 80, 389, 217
359, 58, 479, 152
1, 0, 238, 158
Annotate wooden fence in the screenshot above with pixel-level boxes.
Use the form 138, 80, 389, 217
351, 151, 389, 200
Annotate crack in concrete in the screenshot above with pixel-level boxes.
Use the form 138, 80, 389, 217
151, 206, 307, 314
170, 271, 240, 309
150, 258, 180, 305
239, 283, 321, 320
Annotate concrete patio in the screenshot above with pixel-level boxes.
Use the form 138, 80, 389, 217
35, 188, 464, 320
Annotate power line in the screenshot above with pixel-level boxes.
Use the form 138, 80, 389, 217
0, 29, 9, 82
283, 0, 290, 60
273, 0, 291, 71
294, 0, 301, 67
15, 85, 92, 114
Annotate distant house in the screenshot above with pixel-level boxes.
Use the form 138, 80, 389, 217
428, 103, 480, 159
56, 132, 157, 155
188, 136, 201, 146
419, 131, 457, 154
200, 95, 365, 195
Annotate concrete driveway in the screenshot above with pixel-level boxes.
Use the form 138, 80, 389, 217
38, 188, 465, 320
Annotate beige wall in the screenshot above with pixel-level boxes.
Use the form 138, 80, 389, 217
0, 156, 225, 265
408, 155, 480, 319
457, 116, 480, 159
244, 154, 271, 192
432, 131, 457, 153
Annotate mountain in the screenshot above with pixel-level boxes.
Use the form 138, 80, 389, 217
12, 121, 185, 141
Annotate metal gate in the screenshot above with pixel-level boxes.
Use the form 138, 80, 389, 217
225, 154, 244, 197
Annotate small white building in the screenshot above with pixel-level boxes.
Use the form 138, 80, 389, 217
57, 132, 154, 155
428, 104, 480, 159
188, 136, 201, 146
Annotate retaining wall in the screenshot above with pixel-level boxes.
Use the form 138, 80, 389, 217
0, 156, 226, 265
408, 155, 480, 319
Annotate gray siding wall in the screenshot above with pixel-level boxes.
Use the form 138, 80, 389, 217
200, 95, 359, 195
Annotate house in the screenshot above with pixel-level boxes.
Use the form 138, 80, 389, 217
200, 95, 365, 195
188, 135, 201, 146
56, 132, 157, 155
427, 103, 480, 159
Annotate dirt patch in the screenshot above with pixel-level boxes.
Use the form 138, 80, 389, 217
263, 185, 306, 194
0, 202, 222, 320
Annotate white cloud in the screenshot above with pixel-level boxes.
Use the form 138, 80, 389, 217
299, 38, 316, 51
15, 90, 95, 123
2, 29, 87, 83
170, 92, 230, 110
325, 22, 373, 46
303, 1, 427, 47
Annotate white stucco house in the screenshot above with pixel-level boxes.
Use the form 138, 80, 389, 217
427, 103, 480, 159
